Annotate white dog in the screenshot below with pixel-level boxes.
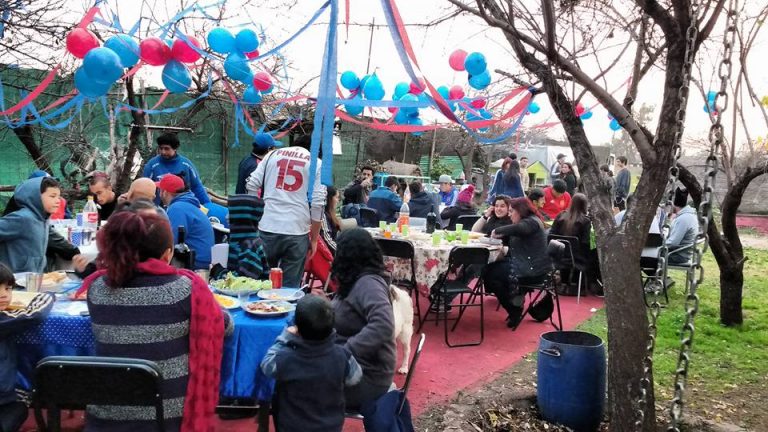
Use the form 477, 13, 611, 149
390, 285, 415, 374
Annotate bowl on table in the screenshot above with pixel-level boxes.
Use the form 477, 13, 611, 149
257, 289, 305, 303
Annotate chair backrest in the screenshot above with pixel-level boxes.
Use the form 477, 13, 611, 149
211, 243, 229, 267
447, 246, 491, 269
377, 238, 415, 260
34, 356, 165, 431
398, 333, 426, 414
547, 234, 578, 269
457, 214, 481, 228
359, 207, 379, 228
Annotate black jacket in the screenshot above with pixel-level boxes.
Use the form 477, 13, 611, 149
550, 213, 592, 267
407, 191, 438, 218
440, 202, 476, 228
494, 215, 552, 279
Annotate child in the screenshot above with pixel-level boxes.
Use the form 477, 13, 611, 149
0, 177, 62, 272
0, 263, 53, 431
261, 296, 362, 432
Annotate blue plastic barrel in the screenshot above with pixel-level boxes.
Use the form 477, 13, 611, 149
537, 331, 606, 432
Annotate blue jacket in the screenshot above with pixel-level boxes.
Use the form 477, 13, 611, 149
0, 177, 51, 273
437, 188, 458, 207
1, 293, 53, 405
143, 153, 210, 204
166, 192, 215, 269
367, 188, 403, 223
235, 153, 262, 195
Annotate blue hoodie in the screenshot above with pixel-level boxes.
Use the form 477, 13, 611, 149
0, 177, 51, 272
143, 153, 211, 205
166, 192, 214, 269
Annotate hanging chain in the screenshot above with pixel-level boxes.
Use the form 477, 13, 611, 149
667, 0, 738, 430
634, 1, 700, 428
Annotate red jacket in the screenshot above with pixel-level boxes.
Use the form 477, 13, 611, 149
541, 187, 571, 220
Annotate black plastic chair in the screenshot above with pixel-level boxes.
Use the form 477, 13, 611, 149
359, 207, 379, 228
33, 356, 166, 432
547, 234, 589, 303
515, 272, 563, 331
418, 246, 489, 348
377, 238, 421, 319
345, 333, 426, 421
456, 214, 481, 229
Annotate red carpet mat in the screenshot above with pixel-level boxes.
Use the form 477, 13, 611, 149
736, 214, 768, 235
20, 292, 603, 432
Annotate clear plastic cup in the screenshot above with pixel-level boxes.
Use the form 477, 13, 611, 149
26, 273, 43, 292
455, 223, 463, 234
432, 232, 442, 246
461, 231, 470, 244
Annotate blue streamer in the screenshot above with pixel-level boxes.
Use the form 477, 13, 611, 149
246, 1, 330, 64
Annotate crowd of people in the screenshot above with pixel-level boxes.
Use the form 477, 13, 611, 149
0, 130, 702, 431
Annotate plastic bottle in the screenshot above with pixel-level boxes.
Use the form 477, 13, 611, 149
83, 196, 99, 230
426, 211, 437, 234
397, 201, 410, 233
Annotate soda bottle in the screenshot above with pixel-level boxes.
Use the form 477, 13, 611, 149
426, 211, 437, 234
397, 202, 410, 233
172, 226, 196, 269
83, 196, 99, 230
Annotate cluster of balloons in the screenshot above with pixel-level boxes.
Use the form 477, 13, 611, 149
608, 114, 621, 131
66, 26, 203, 97
528, 101, 541, 114
207, 27, 273, 104
392, 78, 432, 136
338, 70, 387, 115
575, 103, 593, 120
448, 49, 492, 91
703, 90, 719, 115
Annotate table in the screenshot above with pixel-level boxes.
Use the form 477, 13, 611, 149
15, 294, 292, 403
371, 230, 503, 295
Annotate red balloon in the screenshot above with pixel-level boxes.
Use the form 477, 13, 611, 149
449, 49, 468, 71
388, 106, 398, 114
448, 85, 465, 100
245, 50, 260, 60
253, 71, 272, 91
140, 37, 171, 66
171, 36, 201, 63
66, 28, 100, 59
471, 98, 486, 109
574, 103, 585, 116
409, 78, 426, 95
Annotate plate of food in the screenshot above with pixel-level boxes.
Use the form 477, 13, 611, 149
213, 293, 240, 310
257, 289, 305, 302
242, 300, 295, 317
210, 273, 271, 297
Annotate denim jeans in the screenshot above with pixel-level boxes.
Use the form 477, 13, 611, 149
259, 231, 309, 288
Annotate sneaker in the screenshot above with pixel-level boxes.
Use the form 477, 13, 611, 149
429, 303, 452, 313
506, 314, 523, 329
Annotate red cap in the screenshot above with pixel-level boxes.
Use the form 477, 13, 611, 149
156, 174, 185, 193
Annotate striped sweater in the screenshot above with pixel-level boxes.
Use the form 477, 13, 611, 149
86, 273, 193, 432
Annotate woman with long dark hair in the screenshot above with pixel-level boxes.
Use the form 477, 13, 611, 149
331, 228, 395, 411
559, 162, 577, 196
550, 193, 594, 285
472, 194, 513, 235
484, 198, 552, 327
82, 211, 228, 432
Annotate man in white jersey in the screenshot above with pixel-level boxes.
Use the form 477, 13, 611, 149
246, 135, 327, 287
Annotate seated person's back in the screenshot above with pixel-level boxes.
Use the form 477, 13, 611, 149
366, 176, 403, 223
406, 181, 438, 218
549, 193, 591, 267
261, 296, 361, 432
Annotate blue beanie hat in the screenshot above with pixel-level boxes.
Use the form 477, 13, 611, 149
253, 132, 276, 150
28, 170, 51, 179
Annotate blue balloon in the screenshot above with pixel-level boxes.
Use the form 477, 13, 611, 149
394, 109, 409, 124
161, 61, 191, 93
437, 85, 450, 100
83, 47, 123, 85
208, 27, 236, 54
394, 82, 410, 99
448, 101, 457, 112
345, 103, 364, 116
409, 117, 424, 136
707, 90, 717, 102
399, 93, 419, 115
243, 86, 262, 104
359, 74, 371, 90
240, 70, 254, 85
340, 71, 360, 90
464, 52, 487, 76
104, 35, 139, 68
407, 110, 420, 119
224, 52, 250, 81
363, 74, 385, 100
468, 70, 491, 90
609, 118, 621, 131
253, 132, 275, 149
479, 109, 493, 120
74, 67, 112, 98
528, 101, 541, 114
235, 29, 259, 54
580, 110, 593, 120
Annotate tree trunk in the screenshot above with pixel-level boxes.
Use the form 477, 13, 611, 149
115, 76, 147, 194
719, 266, 744, 325
13, 124, 53, 173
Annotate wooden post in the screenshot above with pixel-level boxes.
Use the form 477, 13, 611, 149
428, 122, 438, 179
221, 117, 229, 195
402, 133, 409, 163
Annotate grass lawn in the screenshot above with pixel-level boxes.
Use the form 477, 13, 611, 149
578, 247, 768, 405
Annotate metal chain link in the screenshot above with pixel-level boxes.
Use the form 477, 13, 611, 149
634, 2, 699, 427
667, 0, 738, 429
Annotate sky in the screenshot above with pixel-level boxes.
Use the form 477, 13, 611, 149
7, 0, 768, 153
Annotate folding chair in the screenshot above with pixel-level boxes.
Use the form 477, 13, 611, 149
346, 333, 426, 421
456, 214, 481, 229
359, 207, 379, 228
515, 272, 563, 331
33, 356, 165, 432
418, 246, 489, 348
377, 238, 421, 319
548, 234, 589, 304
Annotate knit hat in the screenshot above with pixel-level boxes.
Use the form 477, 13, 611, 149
28, 169, 50, 179
253, 132, 276, 150
457, 184, 475, 204
673, 187, 689, 208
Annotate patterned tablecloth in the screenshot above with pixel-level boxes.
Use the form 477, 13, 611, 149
373, 231, 503, 295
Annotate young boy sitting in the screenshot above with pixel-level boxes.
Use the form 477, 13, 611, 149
261, 295, 362, 432
0, 263, 53, 431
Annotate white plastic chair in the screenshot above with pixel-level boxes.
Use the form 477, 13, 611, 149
211, 244, 229, 267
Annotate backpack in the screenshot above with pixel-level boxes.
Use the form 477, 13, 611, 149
341, 203, 364, 225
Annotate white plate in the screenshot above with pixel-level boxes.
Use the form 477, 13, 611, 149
213, 294, 241, 310
213, 287, 261, 297
12, 273, 32, 288
242, 300, 295, 317
257, 289, 305, 302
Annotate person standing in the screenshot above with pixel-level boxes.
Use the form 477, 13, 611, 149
549, 153, 566, 184
559, 162, 578, 196
599, 164, 616, 208
143, 133, 211, 205
87, 171, 119, 221
236, 134, 276, 195
519, 156, 530, 192
246, 134, 326, 288
614, 156, 631, 210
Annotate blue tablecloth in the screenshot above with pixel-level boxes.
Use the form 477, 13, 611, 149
15, 295, 292, 401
